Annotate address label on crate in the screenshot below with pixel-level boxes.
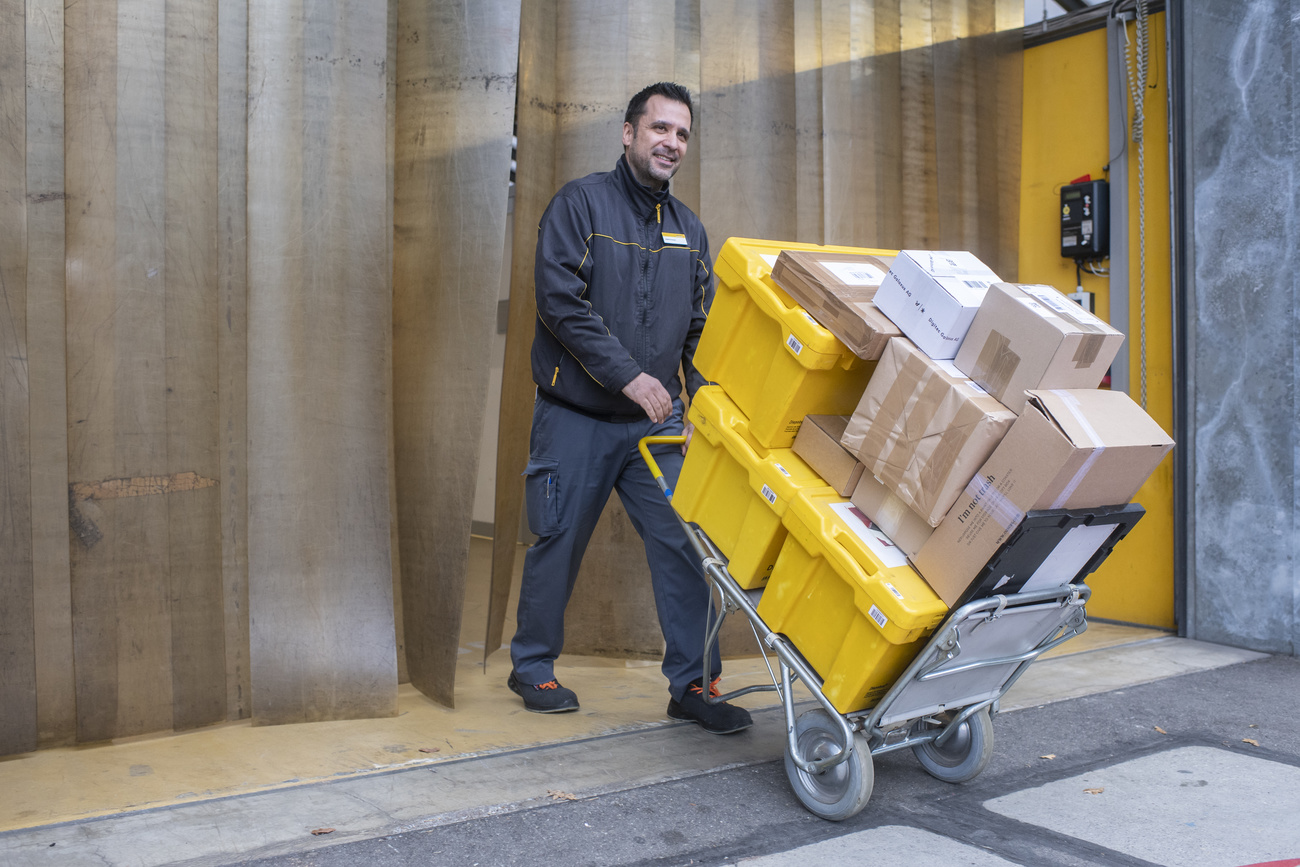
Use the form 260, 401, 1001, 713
828, 501, 909, 569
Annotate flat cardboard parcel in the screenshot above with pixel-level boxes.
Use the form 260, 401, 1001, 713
770, 250, 901, 360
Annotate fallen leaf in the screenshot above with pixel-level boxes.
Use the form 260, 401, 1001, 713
1243, 738, 1260, 746
1154, 726, 1167, 734
547, 790, 578, 801
1084, 787, 1104, 795
1039, 754, 1056, 760
418, 747, 440, 753
1249, 724, 1258, 728
310, 828, 335, 836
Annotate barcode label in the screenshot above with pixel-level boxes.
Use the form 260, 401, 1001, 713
823, 260, 886, 286
868, 604, 889, 630
963, 280, 991, 289
786, 333, 803, 355
760, 484, 777, 505
773, 463, 792, 477
884, 582, 904, 600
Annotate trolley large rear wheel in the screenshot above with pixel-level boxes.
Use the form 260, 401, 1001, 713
783, 709, 874, 821
910, 706, 994, 783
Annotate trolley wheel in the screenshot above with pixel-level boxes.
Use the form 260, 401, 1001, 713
783, 709, 874, 821
910, 706, 994, 783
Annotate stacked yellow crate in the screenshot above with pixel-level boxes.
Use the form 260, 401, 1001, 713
675, 238, 948, 714
677, 237, 871, 590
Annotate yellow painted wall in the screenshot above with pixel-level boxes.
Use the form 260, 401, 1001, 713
1019, 14, 1175, 629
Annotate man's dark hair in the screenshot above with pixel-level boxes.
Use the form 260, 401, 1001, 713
624, 82, 694, 129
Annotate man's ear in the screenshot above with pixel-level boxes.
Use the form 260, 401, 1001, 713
622, 121, 634, 149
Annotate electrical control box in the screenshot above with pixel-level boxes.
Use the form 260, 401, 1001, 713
1060, 180, 1109, 260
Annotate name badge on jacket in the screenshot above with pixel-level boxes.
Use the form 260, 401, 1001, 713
661, 232, 689, 247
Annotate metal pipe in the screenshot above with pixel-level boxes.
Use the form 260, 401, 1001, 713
1107, 7, 1132, 395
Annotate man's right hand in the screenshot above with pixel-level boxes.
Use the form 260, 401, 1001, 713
622, 372, 672, 424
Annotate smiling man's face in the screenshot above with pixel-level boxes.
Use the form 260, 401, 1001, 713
622, 94, 692, 191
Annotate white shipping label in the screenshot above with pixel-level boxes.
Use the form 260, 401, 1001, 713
761, 253, 780, 269
884, 582, 905, 600
822, 260, 886, 287
827, 501, 909, 568
868, 604, 889, 630
760, 484, 777, 506
786, 333, 804, 355
773, 462, 792, 477
1021, 522, 1116, 592
1022, 284, 1106, 326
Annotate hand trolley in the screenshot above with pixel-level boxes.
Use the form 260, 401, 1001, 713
639, 435, 1140, 821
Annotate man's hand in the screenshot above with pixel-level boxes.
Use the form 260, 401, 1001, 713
681, 421, 694, 455
622, 372, 672, 424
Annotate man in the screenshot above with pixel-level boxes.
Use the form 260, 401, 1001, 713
508, 82, 751, 735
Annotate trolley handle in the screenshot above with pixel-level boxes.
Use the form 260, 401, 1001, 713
637, 435, 687, 501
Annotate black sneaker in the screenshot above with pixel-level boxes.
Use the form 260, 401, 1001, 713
508, 670, 579, 713
667, 677, 753, 734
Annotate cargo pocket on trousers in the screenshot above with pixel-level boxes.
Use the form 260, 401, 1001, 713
523, 457, 563, 537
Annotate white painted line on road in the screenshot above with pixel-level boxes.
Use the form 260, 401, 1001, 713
985, 746, 1300, 867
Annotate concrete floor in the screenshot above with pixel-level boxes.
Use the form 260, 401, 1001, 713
0, 537, 1209, 837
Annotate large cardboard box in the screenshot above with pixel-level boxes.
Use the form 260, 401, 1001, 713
954, 282, 1125, 413
770, 250, 902, 359
849, 472, 935, 560
792, 414, 865, 496
841, 337, 1016, 527
912, 388, 1175, 606
873, 250, 1001, 360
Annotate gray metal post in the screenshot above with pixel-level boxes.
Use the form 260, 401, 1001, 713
1107, 11, 1131, 396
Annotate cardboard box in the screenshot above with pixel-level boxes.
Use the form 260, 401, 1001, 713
954, 282, 1125, 413
841, 337, 1016, 527
873, 250, 1001, 359
849, 472, 935, 559
792, 414, 865, 497
912, 388, 1175, 606
770, 250, 902, 359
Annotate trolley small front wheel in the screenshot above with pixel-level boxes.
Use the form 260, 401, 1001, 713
783, 709, 874, 821
910, 706, 994, 783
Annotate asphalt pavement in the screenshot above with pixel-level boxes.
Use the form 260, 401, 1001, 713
230, 652, 1300, 867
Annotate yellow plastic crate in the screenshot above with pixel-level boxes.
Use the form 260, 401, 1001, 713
673, 386, 836, 589
695, 238, 893, 448
757, 489, 948, 713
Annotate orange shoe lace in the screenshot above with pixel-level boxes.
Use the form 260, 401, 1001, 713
535, 680, 560, 690
688, 677, 721, 698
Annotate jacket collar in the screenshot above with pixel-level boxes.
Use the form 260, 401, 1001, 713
614, 155, 670, 219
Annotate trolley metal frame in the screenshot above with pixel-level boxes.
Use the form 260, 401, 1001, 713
639, 435, 1095, 820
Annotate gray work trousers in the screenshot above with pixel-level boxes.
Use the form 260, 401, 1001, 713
509, 393, 721, 701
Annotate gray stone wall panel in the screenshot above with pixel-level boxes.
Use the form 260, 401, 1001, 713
1188, 0, 1297, 654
